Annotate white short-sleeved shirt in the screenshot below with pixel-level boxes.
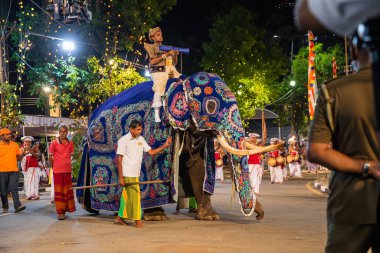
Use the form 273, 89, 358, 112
304, 0, 380, 36
116, 132, 151, 177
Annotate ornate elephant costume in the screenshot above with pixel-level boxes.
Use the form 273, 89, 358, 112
77, 72, 280, 219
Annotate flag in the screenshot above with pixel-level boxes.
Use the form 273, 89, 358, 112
332, 56, 337, 79
261, 109, 267, 144
308, 30, 318, 120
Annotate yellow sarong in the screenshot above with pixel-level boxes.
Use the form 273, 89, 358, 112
118, 177, 142, 221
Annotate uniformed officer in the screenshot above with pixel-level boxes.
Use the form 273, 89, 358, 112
143, 27, 181, 122
307, 34, 380, 253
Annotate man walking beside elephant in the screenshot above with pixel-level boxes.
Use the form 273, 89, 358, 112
115, 119, 172, 228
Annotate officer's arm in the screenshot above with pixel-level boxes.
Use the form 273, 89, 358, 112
307, 142, 379, 178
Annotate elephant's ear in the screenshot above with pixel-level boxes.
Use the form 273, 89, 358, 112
164, 79, 191, 130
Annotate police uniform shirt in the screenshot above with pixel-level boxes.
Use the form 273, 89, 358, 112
143, 42, 165, 67
309, 67, 380, 224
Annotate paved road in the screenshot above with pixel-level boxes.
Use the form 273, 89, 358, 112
0, 176, 327, 253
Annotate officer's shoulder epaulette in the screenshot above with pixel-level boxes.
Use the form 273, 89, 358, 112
321, 75, 345, 87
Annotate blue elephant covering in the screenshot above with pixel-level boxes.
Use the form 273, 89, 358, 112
76, 77, 216, 211
77, 72, 255, 216
165, 72, 255, 216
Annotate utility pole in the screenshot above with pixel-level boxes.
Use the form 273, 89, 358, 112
0, 22, 16, 126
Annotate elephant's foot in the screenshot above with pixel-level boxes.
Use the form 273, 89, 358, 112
143, 207, 168, 221
196, 206, 220, 221
254, 200, 264, 220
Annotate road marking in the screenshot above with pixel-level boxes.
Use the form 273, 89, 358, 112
306, 181, 328, 197
0, 213, 15, 217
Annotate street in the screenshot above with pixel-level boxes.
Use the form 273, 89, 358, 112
0, 175, 327, 253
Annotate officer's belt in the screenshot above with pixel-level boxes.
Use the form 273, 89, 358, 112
149, 66, 166, 73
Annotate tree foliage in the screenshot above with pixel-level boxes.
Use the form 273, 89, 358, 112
28, 56, 146, 118
273, 43, 345, 135
201, 6, 288, 121
0, 82, 24, 127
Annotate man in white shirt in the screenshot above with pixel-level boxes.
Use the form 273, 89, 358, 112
115, 119, 172, 228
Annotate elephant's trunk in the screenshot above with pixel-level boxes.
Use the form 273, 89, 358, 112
216, 135, 284, 156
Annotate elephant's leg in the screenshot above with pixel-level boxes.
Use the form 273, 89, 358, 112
188, 155, 220, 221
143, 206, 168, 221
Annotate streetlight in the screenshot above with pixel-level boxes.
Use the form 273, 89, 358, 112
43, 86, 51, 93
144, 69, 151, 77
43, 86, 51, 117
290, 80, 296, 134
62, 40, 75, 51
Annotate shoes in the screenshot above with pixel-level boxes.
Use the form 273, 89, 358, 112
15, 205, 26, 212
57, 214, 66, 220
33, 196, 40, 200
2, 208, 8, 213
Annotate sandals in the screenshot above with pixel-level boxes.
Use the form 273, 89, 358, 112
57, 214, 66, 220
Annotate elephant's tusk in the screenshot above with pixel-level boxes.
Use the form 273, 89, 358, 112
245, 141, 285, 154
216, 135, 284, 156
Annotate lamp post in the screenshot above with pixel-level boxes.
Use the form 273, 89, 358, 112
290, 80, 296, 134
43, 86, 51, 117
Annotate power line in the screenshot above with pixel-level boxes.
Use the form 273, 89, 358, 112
265, 89, 293, 107
9, 46, 39, 74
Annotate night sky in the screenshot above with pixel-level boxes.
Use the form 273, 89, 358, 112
158, 0, 297, 73
4, 0, 341, 116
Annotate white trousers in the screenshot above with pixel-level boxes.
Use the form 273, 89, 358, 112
269, 165, 284, 183
249, 164, 263, 195
289, 162, 302, 177
24, 167, 40, 198
151, 66, 181, 108
283, 165, 287, 179
215, 166, 224, 181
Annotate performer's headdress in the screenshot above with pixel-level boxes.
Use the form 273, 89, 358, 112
288, 136, 297, 143
270, 137, 279, 143
21, 136, 34, 142
248, 133, 260, 138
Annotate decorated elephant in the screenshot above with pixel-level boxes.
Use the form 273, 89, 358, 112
76, 72, 282, 220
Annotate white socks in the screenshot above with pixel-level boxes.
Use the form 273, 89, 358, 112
154, 108, 161, 122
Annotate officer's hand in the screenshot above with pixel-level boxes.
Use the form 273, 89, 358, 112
168, 50, 175, 57
370, 162, 380, 180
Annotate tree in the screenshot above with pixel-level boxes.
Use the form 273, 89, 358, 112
0, 82, 24, 127
201, 6, 288, 121
28, 56, 146, 118
273, 43, 345, 135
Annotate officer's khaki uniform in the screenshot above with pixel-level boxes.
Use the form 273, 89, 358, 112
309, 67, 380, 253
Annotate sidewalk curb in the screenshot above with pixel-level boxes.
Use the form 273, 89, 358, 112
313, 180, 330, 194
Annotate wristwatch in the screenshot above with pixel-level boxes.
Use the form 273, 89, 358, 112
362, 161, 371, 178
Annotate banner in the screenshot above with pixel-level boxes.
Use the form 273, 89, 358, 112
308, 30, 318, 120
261, 109, 267, 144
332, 56, 337, 79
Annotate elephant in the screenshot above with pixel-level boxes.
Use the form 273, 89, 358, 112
76, 72, 283, 221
